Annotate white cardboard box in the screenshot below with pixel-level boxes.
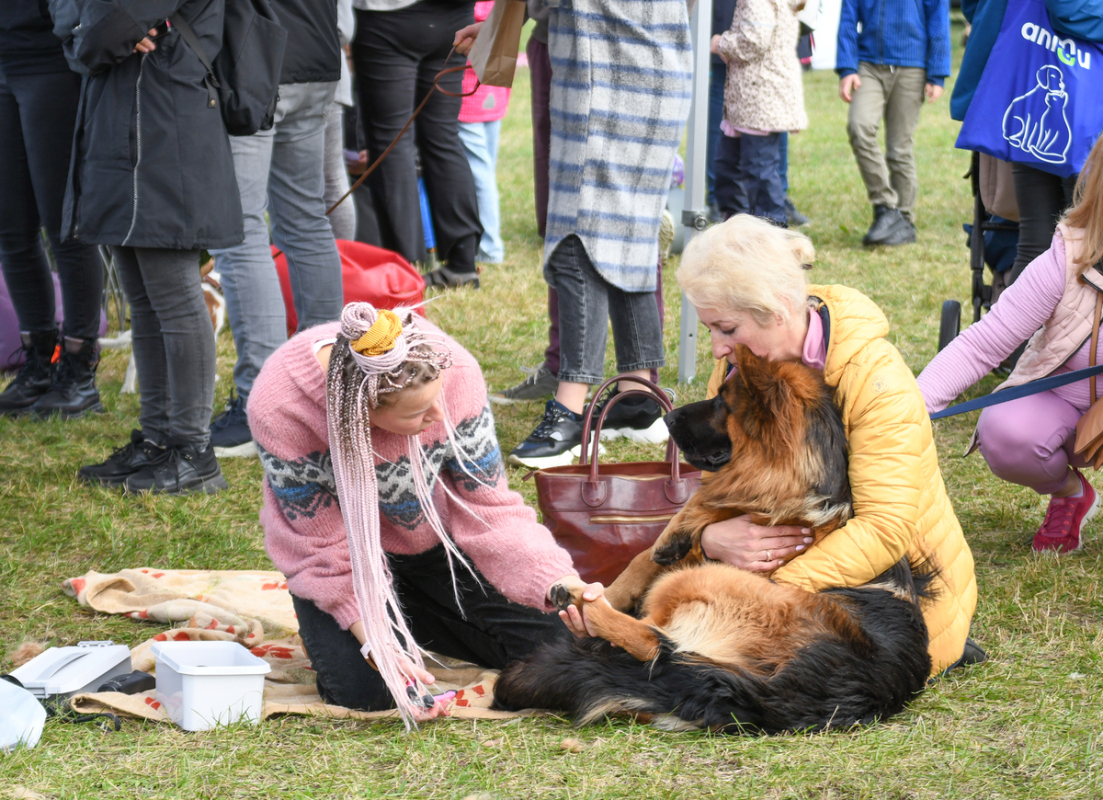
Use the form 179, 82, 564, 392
152, 641, 270, 731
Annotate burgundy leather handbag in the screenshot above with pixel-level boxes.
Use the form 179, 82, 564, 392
530, 376, 703, 586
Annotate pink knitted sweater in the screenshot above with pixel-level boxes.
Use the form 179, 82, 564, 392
918, 233, 1102, 415
248, 320, 576, 631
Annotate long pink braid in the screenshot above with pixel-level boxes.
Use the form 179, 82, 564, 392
325, 303, 474, 730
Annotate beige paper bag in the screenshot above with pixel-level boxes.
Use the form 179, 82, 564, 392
468, 0, 527, 88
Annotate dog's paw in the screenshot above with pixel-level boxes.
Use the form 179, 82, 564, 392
548, 579, 586, 611
651, 530, 695, 566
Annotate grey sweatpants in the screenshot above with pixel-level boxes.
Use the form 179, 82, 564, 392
846, 62, 927, 222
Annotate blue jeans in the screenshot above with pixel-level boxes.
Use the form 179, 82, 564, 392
779, 131, 789, 195
209, 82, 344, 404
715, 132, 786, 227
547, 236, 665, 385
458, 120, 504, 263
706, 63, 726, 207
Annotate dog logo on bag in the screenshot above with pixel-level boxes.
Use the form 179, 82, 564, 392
1003, 65, 1072, 165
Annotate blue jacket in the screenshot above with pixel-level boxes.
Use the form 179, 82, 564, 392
951, 0, 1103, 120
835, 0, 951, 86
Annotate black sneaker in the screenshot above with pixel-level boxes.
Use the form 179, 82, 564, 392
209, 391, 256, 458
878, 217, 917, 246
79, 430, 168, 487
489, 364, 558, 405
124, 440, 229, 495
423, 264, 480, 290
862, 205, 908, 245
31, 337, 103, 419
592, 388, 673, 444
507, 399, 591, 469
0, 330, 57, 416
785, 198, 810, 227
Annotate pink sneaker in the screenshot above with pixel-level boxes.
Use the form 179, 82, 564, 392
1033, 470, 1100, 553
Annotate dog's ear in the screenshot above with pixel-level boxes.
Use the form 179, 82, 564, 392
733, 345, 793, 416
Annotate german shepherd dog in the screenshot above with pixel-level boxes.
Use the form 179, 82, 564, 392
493, 346, 936, 733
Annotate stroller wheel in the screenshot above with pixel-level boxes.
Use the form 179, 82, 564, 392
938, 300, 961, 352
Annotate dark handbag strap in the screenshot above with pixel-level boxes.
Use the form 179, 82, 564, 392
578, 375, 681, 481
168, 13, 220, 107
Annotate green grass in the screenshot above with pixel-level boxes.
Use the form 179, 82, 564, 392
3, 16, 1103, 799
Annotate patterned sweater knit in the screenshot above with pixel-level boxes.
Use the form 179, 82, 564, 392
248, 320, 577, 631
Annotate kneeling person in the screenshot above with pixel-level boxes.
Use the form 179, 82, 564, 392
249, 303, 583, 725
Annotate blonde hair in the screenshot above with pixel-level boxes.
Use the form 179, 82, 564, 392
676, 214, 815, 324
1062, 136, 1103, 272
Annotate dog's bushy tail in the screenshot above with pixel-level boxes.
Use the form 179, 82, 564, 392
493, 634, 779, 733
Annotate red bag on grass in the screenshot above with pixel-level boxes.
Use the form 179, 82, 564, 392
271, 240, 425, 336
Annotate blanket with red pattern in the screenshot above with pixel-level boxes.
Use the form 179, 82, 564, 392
62, 568, 525, 723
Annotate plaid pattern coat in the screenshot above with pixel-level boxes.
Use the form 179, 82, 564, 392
544, 0, 693, 292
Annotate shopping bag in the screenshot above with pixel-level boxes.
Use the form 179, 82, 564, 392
271, 241, 424, 337
468, 0, 526, 88
956, 0, 1103, 178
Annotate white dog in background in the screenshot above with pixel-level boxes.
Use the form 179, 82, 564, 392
98, 265, 226, 394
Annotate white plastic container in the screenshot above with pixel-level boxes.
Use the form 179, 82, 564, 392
152, 641, 270, 731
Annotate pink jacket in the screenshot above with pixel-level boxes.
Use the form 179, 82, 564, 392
919, 225, 1103, 417
459, 1, 511, 124
247, 319, 576, 630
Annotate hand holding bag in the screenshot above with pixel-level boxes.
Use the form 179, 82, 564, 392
1074, 293, 1103, 468
530, 376, 703, 586
468, 0, 526, 88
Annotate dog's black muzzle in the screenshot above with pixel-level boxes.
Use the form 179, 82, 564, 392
663, 398, 733, 471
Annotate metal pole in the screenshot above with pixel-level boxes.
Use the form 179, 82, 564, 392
678, 0, 712, 384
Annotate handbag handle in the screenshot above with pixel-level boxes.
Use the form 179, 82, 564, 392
577, 375, 691, 507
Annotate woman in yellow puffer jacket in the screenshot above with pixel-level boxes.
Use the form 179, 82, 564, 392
681, 214, 978, 675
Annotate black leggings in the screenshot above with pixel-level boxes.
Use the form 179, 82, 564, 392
293, 545, 567, 711
0, 66, 103, 340
1008, 163, 1078, 285
351, 0, 481, 272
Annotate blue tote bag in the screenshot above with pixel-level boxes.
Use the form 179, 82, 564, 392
957, 0, 1103, 178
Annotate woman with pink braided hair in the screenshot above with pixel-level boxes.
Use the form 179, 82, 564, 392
248, 302, 590, 727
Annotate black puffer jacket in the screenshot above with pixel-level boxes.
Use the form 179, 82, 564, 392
55, 0, 243, 249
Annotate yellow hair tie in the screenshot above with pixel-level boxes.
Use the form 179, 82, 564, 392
351, 309, 403, 356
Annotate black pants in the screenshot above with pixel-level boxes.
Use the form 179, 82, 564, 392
351, 0, 482, 272
1008, 163, 1078, 285
0, 66, 103, 339
293, 545, 568, 711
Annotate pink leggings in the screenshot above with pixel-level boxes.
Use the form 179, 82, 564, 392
976, 390, 1088, 496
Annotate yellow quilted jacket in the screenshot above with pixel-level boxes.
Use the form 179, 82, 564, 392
705, 284, 977, 673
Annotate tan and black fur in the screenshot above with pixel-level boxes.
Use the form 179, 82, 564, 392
493, 346, 936, 734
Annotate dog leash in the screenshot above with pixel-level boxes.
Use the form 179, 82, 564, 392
929, 363, 1103, 420
270, 49, 477, 262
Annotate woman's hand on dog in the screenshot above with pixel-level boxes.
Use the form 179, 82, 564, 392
700, 515, 814, 573
550, 576, 610, 638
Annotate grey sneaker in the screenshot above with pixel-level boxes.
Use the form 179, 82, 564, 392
489, 364, 558, 405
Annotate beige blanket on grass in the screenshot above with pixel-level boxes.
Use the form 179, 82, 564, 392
62, 568, 530, 723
